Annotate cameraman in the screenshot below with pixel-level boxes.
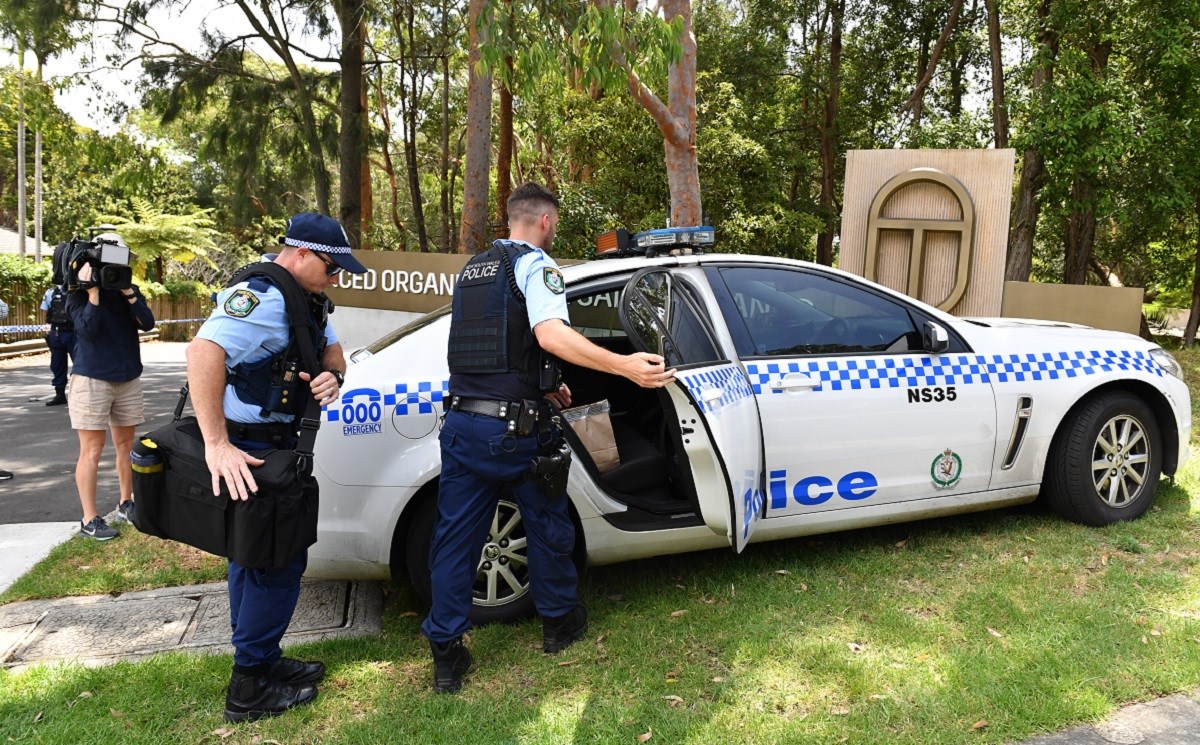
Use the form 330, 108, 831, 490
65, 234, 155, 540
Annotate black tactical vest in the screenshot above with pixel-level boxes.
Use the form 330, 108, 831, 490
226, 271, 330, 419
48, 286, 72, 329
447, 241, 547, 402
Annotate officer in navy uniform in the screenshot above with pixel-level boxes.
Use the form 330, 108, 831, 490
41, 278, 75, 406
186, 213, 367, 722
423, 182, 677, 693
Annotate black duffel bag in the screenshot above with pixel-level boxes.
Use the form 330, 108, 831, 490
131, 416, 319, 569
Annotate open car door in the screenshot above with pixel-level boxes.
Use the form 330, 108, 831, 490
619, 268, 766, 551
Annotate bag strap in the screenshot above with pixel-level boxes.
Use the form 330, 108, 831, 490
226, 262, 324, 458
494, 240, 526, 305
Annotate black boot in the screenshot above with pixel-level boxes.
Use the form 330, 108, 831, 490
45, 388, 66, 407
268, 656, 326, 685
543, 604, 588, 654
224, 664, 318, 723
430, 638, 472, 693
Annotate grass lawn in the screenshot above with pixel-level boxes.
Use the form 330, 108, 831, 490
3, 345, 1200, 744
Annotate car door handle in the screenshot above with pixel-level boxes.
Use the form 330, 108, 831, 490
701, 388, 724, 404
769, 375, 818, 391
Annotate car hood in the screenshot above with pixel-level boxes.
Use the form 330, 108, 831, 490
954, 316, 1153, 353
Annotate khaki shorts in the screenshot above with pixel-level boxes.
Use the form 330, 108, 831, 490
68, 375, 146, 430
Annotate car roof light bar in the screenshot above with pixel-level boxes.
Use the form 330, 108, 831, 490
595, 226, 715, 259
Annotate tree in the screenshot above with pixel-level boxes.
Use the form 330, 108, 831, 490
458, 0, 492, 253
97, 197, 219, 283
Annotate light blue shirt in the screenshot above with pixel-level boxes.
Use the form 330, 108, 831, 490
197, 278, 338, 424
508, 240, 569, 329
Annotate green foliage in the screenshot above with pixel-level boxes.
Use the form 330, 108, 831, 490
95, 197, 220, 279
0, 254, 52, 307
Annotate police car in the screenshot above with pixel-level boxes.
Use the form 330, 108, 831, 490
308, 227, 1191, 623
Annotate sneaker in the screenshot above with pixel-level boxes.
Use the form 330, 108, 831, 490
267, 657, 326, 685
112, 500, 136, 524
542, 604, 589, 654
79, 516, 118, 541
0, 469, 12, 481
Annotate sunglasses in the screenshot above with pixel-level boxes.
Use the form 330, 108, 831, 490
312, 251, 342, 276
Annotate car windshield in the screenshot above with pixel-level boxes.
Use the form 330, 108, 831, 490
352, 304, 452, 361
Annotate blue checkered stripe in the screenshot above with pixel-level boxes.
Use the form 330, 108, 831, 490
682, 366, 756, 413
387, 380, 450, 415
745, 350, 1162, 395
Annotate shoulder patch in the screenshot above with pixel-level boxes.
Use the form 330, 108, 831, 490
543, 267, 565, 295
224, 289, 260, 318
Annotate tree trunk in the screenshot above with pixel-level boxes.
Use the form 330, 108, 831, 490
815, 0, 843, 266
497, 79, 514, 238
399, 0, 429, 251
662, 0, 702, 226
335, 0, 366, 247
902, 0, 964, 121
16, 44, 26, 258
1005, 0, 1057, 281
440, 46, 451, 253
1183, 193, 1200, 348
1063, 40, 1110, 285
983, 0, 1008, 148
371, 68, 407, 248
458, 0, 493, 254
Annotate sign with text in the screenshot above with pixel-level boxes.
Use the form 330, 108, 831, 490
324, 250, 469, 313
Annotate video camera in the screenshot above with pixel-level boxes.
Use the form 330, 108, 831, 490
55, 229, 134, 292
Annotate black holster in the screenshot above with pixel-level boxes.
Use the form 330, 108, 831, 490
529, 439, 572, 500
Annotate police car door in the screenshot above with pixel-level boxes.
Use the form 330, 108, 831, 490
703, 264, 997, 522
620, 268, 766, 552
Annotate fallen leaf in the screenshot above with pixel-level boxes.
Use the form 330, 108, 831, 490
213, 727, 233, 739
987, 627, 1003, 638
609, 593, 624, 602
667, 669, 681, 677
1023, 555, 1031, 564
636, 728, 653, 743
1142, 636, 1149, 644
77, 692, 92, 699
711, 676, 725, 683
869, 694, 888, 700
80, 565, 91, 571
399, 611, 417, 618
110, 709, 125, 719
597, 634, 607, 644
798, 582, 809, 591
670, 610, 687, 618
895, 539, 908, 548
663, 695, 684, 707
1101, 553, 1110, 566
1024, 535, 1035, 542
1151, 629, 1163, 637
33, 712, 43, 723
775, 569, 791, 575
831, 706, 850, 715
674, 584, 686, 590
731, 583, 736, 597
703, 597, 716, 604
558, 660, 576, 667
971, 720, 988, 730
847, 643, 863, 653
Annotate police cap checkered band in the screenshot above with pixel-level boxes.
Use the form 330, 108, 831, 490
283, 212, 367, 274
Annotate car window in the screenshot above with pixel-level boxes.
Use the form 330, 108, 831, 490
568, 288, 626, 338
623, 270, 722, 367
707, 266, 921, 357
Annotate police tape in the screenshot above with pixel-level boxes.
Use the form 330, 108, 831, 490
0, 318, 208, 334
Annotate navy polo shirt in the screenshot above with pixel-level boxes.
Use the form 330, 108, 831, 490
66, 287, 156, 382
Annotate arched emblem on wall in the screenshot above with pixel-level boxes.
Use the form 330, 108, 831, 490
863, 167, 975, 312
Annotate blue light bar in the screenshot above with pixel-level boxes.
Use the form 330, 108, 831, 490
631, 226, 715, 254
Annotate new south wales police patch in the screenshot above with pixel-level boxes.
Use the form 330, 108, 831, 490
543, 267, 565, 294
224, 289, 260, 318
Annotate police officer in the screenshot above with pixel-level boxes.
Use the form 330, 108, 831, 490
424, 182, 676, 693
41, 279, 75, 406
186, 213, 367, 722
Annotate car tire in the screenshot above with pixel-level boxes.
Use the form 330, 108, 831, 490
1044, 391, 1162, 526
405, 492, 537, 625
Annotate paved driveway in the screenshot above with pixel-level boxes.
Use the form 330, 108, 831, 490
0, 342, 191, 523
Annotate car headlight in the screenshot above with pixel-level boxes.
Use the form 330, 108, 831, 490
1150, 347, 1184, 380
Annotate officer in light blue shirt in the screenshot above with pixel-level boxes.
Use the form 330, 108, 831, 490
186, 212, 367, 723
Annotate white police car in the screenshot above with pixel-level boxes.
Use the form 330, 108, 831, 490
308, 228, 1191, 623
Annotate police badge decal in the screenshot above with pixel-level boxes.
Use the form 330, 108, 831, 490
224, 289, 260, 318
543, 267, 565, 294
931, 448, 963, 489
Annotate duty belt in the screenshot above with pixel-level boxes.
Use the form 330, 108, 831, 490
226, 419, 296, 447
446, 396, 553, 436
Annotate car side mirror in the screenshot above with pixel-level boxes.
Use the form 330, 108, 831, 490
922, 321, 950, 354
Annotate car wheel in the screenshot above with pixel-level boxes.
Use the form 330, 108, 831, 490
1044, 391, 1162, 526
405, 493, 537, 625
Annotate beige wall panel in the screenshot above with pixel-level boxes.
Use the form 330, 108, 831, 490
1001, 282, 1144, 335
921, 232, 963, 309
840, 149, 1015, 316
876, 231, 912, 290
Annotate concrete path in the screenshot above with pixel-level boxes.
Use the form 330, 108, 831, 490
0, 521, 77, 594
0, 578, 384, 672
1013, 693, 1200, 744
